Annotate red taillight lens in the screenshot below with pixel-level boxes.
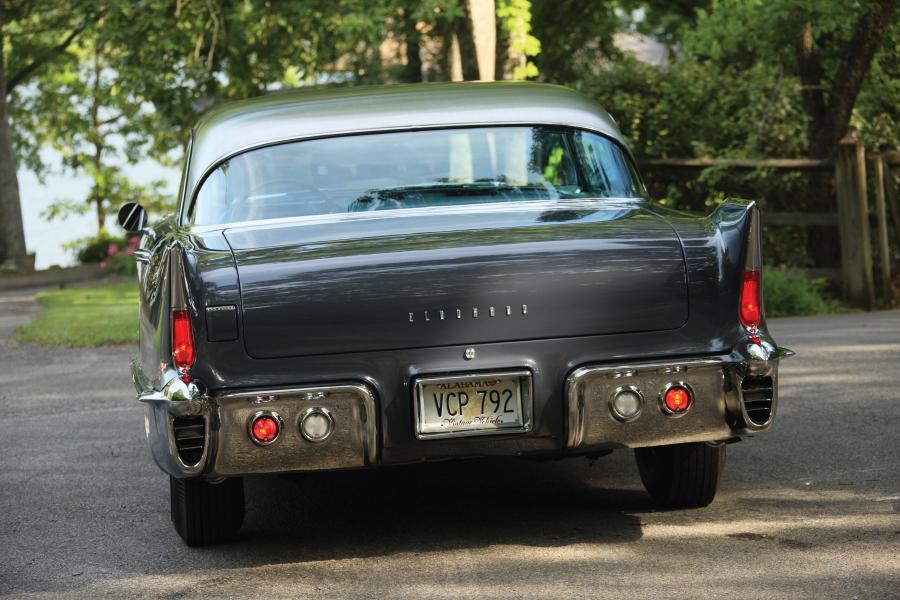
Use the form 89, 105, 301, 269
249, 414, 280, 445
663, 385, 692, 414
739, 270, 761, 330
172, 309, 195, 382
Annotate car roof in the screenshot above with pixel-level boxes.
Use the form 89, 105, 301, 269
185, 82, 626, 201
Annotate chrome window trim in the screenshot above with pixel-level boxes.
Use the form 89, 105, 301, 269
181, 123, 645, 226
187, 197, 645, 234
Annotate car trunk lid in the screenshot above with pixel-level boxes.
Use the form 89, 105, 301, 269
223, 201, 688, 359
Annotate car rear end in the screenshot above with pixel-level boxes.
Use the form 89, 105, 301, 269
140, 198, 785, 480
128, 84, 791, 545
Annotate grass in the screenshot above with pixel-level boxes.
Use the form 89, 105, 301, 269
17, 282, 139, 347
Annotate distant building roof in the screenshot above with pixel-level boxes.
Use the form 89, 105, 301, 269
613, 32, 668, 67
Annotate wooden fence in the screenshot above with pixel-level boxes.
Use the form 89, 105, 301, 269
639, 138, 899, 310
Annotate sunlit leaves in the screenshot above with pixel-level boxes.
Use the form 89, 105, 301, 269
497, 0, 541, 79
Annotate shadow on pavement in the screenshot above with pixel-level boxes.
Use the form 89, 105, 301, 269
214, 457, 648, 562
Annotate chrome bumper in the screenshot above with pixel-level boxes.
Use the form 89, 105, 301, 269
133, 341, 791, 478
565, 342, 792, 451
132, 360, 378, 478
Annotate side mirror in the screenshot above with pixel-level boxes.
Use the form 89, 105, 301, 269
118, 202, 147, 232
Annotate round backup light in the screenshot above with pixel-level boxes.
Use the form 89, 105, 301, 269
661, 383, 693, 415
609, 386, 643, 422
300, 407, 334, 443
249, 412, 281, 446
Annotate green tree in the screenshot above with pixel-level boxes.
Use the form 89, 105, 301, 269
682, 0, 896, 159
103, 0, 400, 159
29, 31, 170, 234
0, 1, 95, 269
497, 0, 541, 79
531, 0, 618, 84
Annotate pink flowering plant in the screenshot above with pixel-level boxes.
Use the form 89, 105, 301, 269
101, 236, 140, 275
68, 233, 140, 275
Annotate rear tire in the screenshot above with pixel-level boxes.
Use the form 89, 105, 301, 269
635, 442, 725, 508
170, 476, 245, 546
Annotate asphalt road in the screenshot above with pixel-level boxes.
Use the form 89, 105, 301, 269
1, 288, 898, 599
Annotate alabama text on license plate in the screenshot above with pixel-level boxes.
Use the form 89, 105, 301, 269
413, 370, 533, 439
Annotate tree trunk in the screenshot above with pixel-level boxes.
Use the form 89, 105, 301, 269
798, 1, 894, 304
796, 20, 826, 154
807, 0, 895, 159
454, 0, 480, 81
468, 0, 496, 81
95, 195, 106, 234
400, 6, 423, 83
495, 14, 509, 80
0, 22, 27, 270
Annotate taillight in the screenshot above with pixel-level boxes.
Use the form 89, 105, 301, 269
172, 309, 195, 382
661, 384, 692, 415
740, 206, 763, 338
739, 270, 761, 330
249, 412, 281, 446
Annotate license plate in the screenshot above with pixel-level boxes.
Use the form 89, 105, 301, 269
414, 370, 533, 439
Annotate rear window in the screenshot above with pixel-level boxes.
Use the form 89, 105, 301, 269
188, 126, 644, 225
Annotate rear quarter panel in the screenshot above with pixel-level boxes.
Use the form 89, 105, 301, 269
646, 199, 756, 346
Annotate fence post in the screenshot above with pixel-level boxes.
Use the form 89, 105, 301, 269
872, 154, 893, 305
834, 136, 875, 310
883, 158, 900, 250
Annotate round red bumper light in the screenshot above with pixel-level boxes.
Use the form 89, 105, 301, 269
249, 413, 281, 445
662, 384, 692, 414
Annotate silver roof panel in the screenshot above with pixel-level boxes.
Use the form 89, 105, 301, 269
187, 82, 625, 199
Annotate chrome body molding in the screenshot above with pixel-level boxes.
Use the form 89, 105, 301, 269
132, 359, 210, 477
566, 343, 789, 451
211, 383, 377, 476
132, 357, 378, 478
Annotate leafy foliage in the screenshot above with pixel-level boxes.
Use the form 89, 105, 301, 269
531, 0, 619, 84
72, 234, 127, 264
561, 1, 897, 270
4, 1, 100, 175
3, 0, 896, 277
497, 0, 541, 79
763, 267, 842, 317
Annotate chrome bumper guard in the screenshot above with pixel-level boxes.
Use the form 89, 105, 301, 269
565, 342, 792, 451
132, 360, 378, 478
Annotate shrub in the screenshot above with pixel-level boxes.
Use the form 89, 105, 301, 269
763, 266, 843, 317
105, 252, 138, 275
75, 235, 128, 263
70, 234, 140, 275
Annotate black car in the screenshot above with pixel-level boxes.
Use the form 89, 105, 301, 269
121, 82, 791, 546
